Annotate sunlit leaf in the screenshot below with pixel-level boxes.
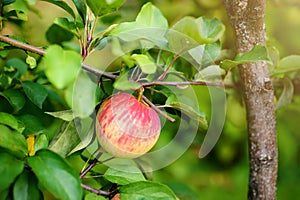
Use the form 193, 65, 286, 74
104, 167, 146, 185
194, 65, 225, 82
0, 153, 24, 193
49, 121, 81, 157
272, 55, 300, 76
73, 71, 98, 118
131, 54, 157, 74
275, 78, 294, 110
26, 149, 82, 200
45, 110, 74, 121
22, 81, 48, 109
111, 2, 168, 47
113, 70, 141, 91
119, 181, 177, 200
42, 45, 81, 89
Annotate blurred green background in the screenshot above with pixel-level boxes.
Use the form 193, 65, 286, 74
3, 0, 300, 199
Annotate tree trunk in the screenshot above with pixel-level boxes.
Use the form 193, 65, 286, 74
224, 0, 278, 199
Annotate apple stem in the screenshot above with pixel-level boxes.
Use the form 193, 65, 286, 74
137, 87, 144, 102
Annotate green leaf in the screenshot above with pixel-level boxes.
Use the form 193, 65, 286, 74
22, 81, 48, 109
0, 112, 25, 133
34, 134, 49, 152
0, 89, 26, 112
170, 16, 225, 45
45, 110, 74, 121
68, 117, 94, 156
164, 94, 208, 130
13, 170, 42, 200
26, 149, 82, 200
119, 181, 177, 200
113, 70, 141, 91
0, 125, 28, 158
72, 0, 87, 23
4, 0, 16, 6
166, 182, 199, 200
131, 54, 157, 74
275, 78, 294, 110
49, 121, 80, 157
43, 45, 81, 89
188, 43, 221, 68
220, 45, 271, 71
42, 0, 75, 18
0, 152, 24, 193
46, 24, 75, 44
194, 65, 225, 82
17, 114, 45, 135
111, 2, 168, 47
53, 17, 79, 37
86, 0, 125, 16
84, 193, 107, 200
72, 71, 98, 118
6, 58, 28, 77
272, 55, 300, 76
104, 167, 146, 185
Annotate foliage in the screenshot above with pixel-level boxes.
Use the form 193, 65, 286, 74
0, 0, 299, 199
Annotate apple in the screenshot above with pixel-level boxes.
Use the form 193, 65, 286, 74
96, 92, 161, 158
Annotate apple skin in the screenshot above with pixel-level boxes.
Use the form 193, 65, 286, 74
96, 92, 161, 158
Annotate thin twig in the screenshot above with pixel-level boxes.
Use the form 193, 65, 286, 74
81, 184, 118, 198
157, 51, 182, 81
142, 81, 235, 88
80, 158, 99, 178
142, 95, 176, 122
0, 34, 117, 80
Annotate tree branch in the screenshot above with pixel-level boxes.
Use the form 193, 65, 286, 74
224, 0, 278, 199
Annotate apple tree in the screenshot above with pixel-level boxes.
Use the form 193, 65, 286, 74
0, 0, 299, 199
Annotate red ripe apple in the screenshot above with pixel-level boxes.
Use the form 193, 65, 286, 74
96, 92, 161, 158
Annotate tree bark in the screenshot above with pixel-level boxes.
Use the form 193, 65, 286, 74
224, 0, 278, 199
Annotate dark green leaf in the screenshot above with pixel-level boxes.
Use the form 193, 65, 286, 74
86, 0, 125, 16
42, 45, 81, 89
0, 89, 26, 113
275, 78, 294, 110
6, 58, 28, 77
46, 24, 75, 44
272, 55, 300, 76
0, 125, 28, 158
132, 54, 157, 74
42, 0, 75, 18
17, 114, 45, 135
0, 152, 24, 193
26, 149, 82, 200
0, 112, 25, 133
49, 121, 80, 157
119, 181, 177, 200
72, 0, 87, 23
22, 81, 48, 109
13, 170, 42, 200
54, 17, 79, 37
3, 0, 16, 6
104, 167, 146, 185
